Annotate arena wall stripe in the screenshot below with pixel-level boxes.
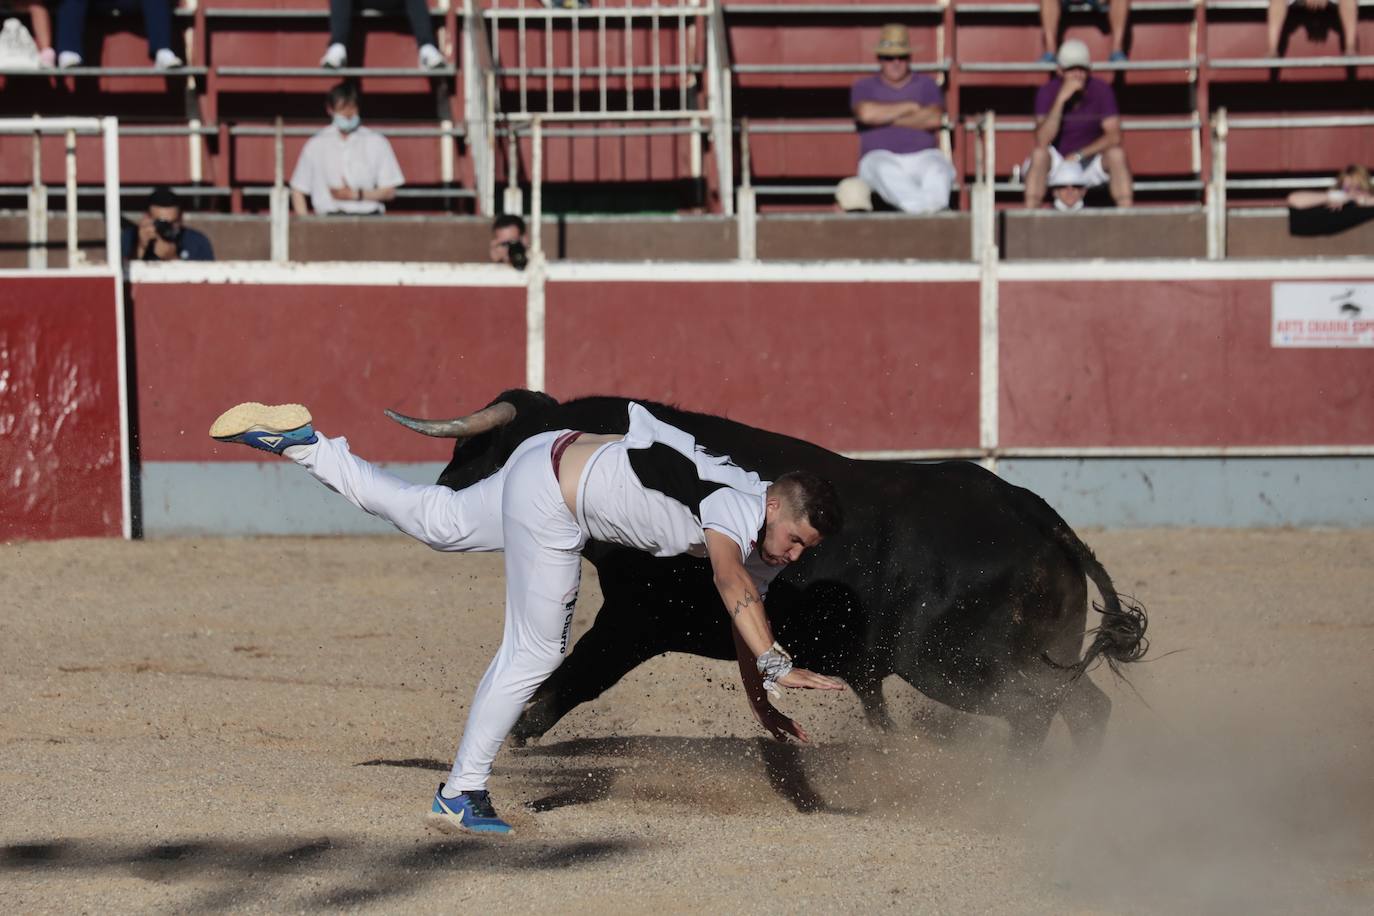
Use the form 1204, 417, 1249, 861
999, 279, 1374, 448
129, 282, 527, 463
543, 279, 982, 453
0, 273, 123, 540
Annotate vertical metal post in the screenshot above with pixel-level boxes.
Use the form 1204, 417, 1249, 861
28, 122, 47, 270
189, 117, 204, 184
706, 2, 733, 215
1207, 107, 1228, 261
101, 115, 132, 539
102, 117, 121, 270
503, 124, 523, 214
270, 117, 290, 263
65, 127, 81, 265
978, 228, 1000, 465
737, 119, 755, 260
531, 116, 543, 259
440, 118, 455, 184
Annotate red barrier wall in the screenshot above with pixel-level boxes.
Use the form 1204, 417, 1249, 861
131, 283, 527, 463
1000, 279, 1374, 447
544, 280, 981, 452
0, 275, 123, 540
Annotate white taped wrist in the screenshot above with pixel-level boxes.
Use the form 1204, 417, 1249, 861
756, 642, 793, 696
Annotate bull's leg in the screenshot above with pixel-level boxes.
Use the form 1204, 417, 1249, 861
849, 672, 895, 732
1057, 673, 1112, 756
1005, 702, 1057, 763
511, 603, 668, 745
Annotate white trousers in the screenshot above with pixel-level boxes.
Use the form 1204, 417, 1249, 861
296, 431, 586, 792
857, 148, 956, 214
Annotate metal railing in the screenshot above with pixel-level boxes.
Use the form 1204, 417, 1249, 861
1, 117, 121, 269
1207, 109, 1374, 258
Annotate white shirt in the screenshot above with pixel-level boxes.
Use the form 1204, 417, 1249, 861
289, 125, 405, 215
576, 403, 782, 595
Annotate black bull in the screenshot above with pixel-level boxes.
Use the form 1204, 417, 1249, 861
403, 390, 1148, 756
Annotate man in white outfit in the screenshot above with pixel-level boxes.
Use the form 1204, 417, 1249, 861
210, 399, 845, 835
848, 23, 955, 214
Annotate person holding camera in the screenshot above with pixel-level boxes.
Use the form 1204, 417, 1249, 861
120, 186, 214, 262
489, 214, 528, 270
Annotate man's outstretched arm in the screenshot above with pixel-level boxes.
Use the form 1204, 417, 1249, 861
706, 530, 843, 691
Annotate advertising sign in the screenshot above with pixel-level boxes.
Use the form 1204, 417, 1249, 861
1272, 283, 1374, 347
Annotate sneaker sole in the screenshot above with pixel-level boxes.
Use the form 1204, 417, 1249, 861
423, 812, 513, 837
209, 402, 312, 439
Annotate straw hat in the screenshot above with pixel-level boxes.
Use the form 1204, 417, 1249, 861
875, 24, 911, 57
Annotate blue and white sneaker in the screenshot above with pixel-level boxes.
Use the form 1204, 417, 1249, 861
427, 784, 513, 835
209, 402, 317, 455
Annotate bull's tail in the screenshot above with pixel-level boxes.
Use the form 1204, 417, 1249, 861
1021, 492, 1149, 678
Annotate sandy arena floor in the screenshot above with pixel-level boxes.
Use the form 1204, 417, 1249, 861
2, 529, 1373, 914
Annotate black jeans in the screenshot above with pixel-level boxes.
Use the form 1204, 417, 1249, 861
329, 0, 437, 49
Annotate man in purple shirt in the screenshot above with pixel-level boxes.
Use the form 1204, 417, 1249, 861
1023, 39, 1133, 209
848, 23, 955, 214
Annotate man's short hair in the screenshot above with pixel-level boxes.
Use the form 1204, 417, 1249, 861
492, 214, 526, 235
326, 81, 358, 110
773, 470, 843, 538
147, 185, 181, 212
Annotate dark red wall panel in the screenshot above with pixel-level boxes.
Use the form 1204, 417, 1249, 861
0, 275, 122, 540
1000, 279, 1374, 447
131, 282, 526, 463
544, 280, 979, 452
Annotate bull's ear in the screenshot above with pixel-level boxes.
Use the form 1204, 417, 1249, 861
384, 401, 517, 438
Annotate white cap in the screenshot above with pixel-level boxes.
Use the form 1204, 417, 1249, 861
835, 176, 874, 212
1049, 159, 1090, 188
1057, 39, 1092, 70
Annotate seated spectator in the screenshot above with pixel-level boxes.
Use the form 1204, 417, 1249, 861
290, 82, 404, 216
1287, 164, 1374, 235
1267, 0, 1358, 57
120, 186, 214, 262
1040, 0, 1131, 63
489, 214, 529, 269
1048, 159, 1091, 211
849, 23, 955, 215
1024, 40, 1133, 209
320, 0, 444, 70
54, 0, 182, 69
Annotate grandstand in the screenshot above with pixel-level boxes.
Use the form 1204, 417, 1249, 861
0, 0, 1370, 262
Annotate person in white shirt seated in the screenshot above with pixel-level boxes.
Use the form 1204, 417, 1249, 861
290, 81, 405, 216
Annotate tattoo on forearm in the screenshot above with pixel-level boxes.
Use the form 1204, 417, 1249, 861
729, 593, 757, 620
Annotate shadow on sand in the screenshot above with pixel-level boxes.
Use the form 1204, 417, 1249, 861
1, 834, 639, 910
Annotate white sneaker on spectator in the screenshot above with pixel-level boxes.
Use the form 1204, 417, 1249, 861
39, 48, 56, 68
57, 50, 82, 68
154, 49, 183, 70
320, 43, 347, 68
418, 43, 444, 69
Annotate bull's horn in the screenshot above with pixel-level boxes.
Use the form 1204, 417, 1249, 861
383, 401, 517, 438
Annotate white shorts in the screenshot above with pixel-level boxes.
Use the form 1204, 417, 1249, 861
1026, 145, 1111, 188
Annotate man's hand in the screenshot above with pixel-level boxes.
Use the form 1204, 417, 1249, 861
1057, 70, 1087, 105
329, 184, 359, 201
776, 667, 845, 690
137, 214, 157, 247
753, 701, 810, 744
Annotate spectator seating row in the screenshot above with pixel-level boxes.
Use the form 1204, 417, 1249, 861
0, 0, 1370, 213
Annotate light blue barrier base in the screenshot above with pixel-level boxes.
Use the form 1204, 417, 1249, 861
141, 456, 1374, 537
996, 457, 1374, 529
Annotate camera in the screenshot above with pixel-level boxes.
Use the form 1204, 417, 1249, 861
504, 239, 528, 271
153, 219, 179, 242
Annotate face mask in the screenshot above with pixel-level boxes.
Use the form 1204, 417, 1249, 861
333, 114, 360, 134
